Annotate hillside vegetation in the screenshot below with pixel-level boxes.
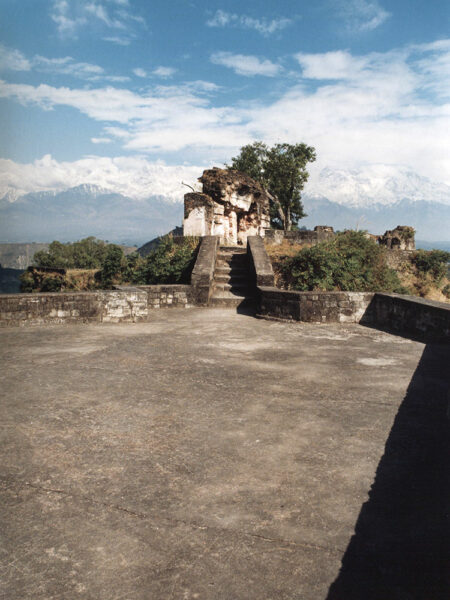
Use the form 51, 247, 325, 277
20, 236, 199, 292
266, 231, 450, 301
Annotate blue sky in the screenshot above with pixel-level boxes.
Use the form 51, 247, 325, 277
0, 0, 449, 198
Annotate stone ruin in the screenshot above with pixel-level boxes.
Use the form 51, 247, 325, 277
377, 226, 415, 251
183, 168, 271, 245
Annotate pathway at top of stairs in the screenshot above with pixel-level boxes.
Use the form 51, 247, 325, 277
209, 246, 255, 308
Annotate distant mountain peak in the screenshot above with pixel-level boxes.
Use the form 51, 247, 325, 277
66, 183, 114, 197
307, 166, 450, 208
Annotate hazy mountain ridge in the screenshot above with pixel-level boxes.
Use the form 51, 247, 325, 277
0, 186, 183, 246
0, 167, 449, 244
307, 166, 450, 208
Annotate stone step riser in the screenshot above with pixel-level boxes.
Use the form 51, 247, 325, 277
214, 274, 249, 283
209, 297, 252, 307
211, 248, 254, 306
216, 256, 248, 264
213, 283, 252, 292
214, 267, 248, 277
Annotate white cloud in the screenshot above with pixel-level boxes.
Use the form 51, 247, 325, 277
0, 155, 202, 201
295, 50, 368, 79
91, 137, 112, 143
210, 52, 281, 77
0, 44, 31, 71
206, 10, 293, 36
336, 0, 391, 32
50, 0, 145, 39
0, 41, 449, 184
102, 36, 131, 45
0, 46, 130, 82
133, 67, 147, 78
34, 55, 104, 78
152, 66, 176, 78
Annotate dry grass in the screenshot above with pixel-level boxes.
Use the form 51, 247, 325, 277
265, 241, 450, 302
65, 269, 99, 291
264, 241, 312, 288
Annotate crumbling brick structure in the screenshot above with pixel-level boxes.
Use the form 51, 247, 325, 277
183, 168, 271, 245
377, 226, 415, 251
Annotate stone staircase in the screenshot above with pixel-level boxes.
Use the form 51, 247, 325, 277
209, 246, 255, 308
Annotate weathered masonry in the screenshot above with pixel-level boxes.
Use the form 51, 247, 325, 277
183, 168, 271, 245
1, 235, 449, 341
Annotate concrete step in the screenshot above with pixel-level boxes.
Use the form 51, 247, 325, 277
214, 273, 249, 283
219, 246, 247, 254
209, 292, 255, 307
213, 282, 252, 293
214, 265, 248, 275
216, 255, 248, 265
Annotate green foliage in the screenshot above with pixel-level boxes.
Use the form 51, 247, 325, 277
19, 270, 64, 293
226, 141, 268, 183
281, 230, 407, 293
412, 249, 450, 284
99, 244, 125, 287
442, 283, 450, 299
137, 236, 199, 285
227, 141, 316, 231
19, 271, 35, 293
23, 235, 200, 292
33, 237, 110, 270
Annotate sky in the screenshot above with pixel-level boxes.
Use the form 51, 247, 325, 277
0, 0, 449, 199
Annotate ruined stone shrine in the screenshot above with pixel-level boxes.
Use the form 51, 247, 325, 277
377, 226, 415, 251
183, 168, 271, 245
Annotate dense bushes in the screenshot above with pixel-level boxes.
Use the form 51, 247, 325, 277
33, 237, 112, 270
279, 230, 406, 293
21, 235, 199, 292
412, 250, 450, 283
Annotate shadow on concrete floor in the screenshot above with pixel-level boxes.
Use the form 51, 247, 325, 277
327, 343, 450, 600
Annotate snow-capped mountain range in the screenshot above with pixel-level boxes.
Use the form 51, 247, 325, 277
307, 165, 450, 208
1, 167, 449, 244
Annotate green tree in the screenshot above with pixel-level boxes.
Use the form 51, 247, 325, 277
227, 141, 316, 231
281, 230, 406, 293
100, 245, 125, 287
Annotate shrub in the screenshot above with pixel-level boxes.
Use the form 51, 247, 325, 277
33, 237, 110, 270
99, 245, 125, 287
281, 230, 406, 293
412, 250, 450, 284
138, 236, 199, 284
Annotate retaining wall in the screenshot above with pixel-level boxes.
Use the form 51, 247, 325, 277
264, 226, 335, 246
247, 235, 450, 341
373, 293, 450, 340
0, 285, 195, 327
258, 288, 375, 324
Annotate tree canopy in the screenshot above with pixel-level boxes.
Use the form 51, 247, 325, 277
227, 141, 316, 231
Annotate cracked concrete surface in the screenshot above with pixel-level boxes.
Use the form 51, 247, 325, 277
0, 309, 448, 599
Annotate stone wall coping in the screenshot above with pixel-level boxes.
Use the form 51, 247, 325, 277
0, 291, 99, 299
247, 236, 275, 287
258, 287, 374, 298
135, 284, 192, 291
375, 292, 450, 311
190, 235, 220, 304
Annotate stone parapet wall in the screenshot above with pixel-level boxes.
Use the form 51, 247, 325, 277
190, 236, 220, 305
0, 292, 102, 326
257, 288, 375, 323
373, 293, 450, 340
256, 287, 450, 341
134, 285, 193, 309
0, 285, 194, 326
247, 236, 275, 288
264, 226, 335, 246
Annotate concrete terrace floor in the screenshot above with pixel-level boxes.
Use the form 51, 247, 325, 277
1, 309, 449, 600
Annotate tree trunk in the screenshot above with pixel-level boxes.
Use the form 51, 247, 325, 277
285, 207, 291, 231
